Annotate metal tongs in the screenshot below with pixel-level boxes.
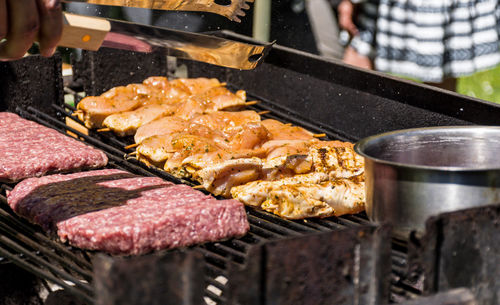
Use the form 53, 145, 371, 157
58, 0, 272, 70
62, 0, 253, 22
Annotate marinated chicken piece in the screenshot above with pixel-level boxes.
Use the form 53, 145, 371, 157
174, 93, 245, 121
102, 103, 180, 137
135, 116, 190, 144
142, 77, 191, 100
226, 122, 270, 150
76, 88, 142, 129
193, 158, 264, 197
170, 77, 222, 95
230, 172, 329, 205
261, 119, 315, 140
137, 133, 223, 167
181, 149, 265, 172
163, 134, 224, 174
261, 140, 360, 180
231, 175, 365, 218
189, 110, 261, 136
195, 86, 247, 111
135, 110, 262, 145
76, 83, 183, 129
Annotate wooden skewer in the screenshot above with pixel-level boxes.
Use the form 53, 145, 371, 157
124, 143, 139, 150
192, 185, 205, 189
127, 151, 138, 156
313, 133, 327, 138
244, 100, 259, 106
257, 110, 270, 115
97, 127, 111, 132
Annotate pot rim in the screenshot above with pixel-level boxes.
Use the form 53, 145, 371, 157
354, 125, 500, 172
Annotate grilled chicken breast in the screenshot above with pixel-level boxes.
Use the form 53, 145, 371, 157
231, 175, 365, 219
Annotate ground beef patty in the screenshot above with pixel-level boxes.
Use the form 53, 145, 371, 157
0, 112, 108, 182
8, 169, 250, 255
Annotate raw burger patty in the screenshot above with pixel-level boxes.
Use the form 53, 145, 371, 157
0, 112, 107, 182
7, 169, 250, 255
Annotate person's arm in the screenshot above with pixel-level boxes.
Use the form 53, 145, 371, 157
0, 0, 63, 60
337, 0, 358, 36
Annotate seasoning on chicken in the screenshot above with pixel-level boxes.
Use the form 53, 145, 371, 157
134, 116, 190, 144
189, 110, 261, 136
75, 77, 222, 129
102, 103, 180, 137
134, 110, 262, 145
76, 85, 144, 129
136, 132, 223, 167
261, 119, 315, 140
169, 77, 223, 95
231, 174, 365, 219
173, 89, 247, 120
136, 120, 269, 175
75, 82, 184, 129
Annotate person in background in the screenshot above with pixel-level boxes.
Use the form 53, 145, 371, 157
0, 0, 63, 60
337, 0, 500, 91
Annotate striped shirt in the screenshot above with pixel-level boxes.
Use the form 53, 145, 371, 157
350, 0, 500, 82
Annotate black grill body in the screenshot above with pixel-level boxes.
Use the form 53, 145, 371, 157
1, 31, 499, 305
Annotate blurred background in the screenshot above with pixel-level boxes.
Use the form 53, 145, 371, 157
62, 1, 500, 104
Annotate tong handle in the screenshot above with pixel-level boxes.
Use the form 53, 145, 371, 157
60, 12, 111, 51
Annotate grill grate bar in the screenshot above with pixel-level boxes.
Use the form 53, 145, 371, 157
248, 224, 282, 239
205, 264, 227, 278
342, 214, 371, 225
299, 218, 346, 230
201, 243, 246, 264
198, 247, 230, 269
205, 276, 227, 291
240, 90, 356, 142
0, 213, 93, 281
292, 220, 336, 232
0, 233, 93, 294
239, 232, 265, 244
247, 209, 317, 233
247, 215, 301, 237
205, 289, 227, 304
0, 198, 92, 270
0, 243, 93, 304
390, 280, 422, 299
220, 239, 253, 252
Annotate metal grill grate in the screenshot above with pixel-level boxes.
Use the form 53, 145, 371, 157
0, 83, 423, 304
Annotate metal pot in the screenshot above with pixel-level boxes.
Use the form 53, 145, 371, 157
354, 126, 500, 237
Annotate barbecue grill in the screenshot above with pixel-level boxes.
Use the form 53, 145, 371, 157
1, 31, 499, 305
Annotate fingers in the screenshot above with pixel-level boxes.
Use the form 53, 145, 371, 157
343, 46, 373, 70
0, 0, 6, 40
36, 0, 62, 57
337, 0, 359, 37
0, 0, 40, 60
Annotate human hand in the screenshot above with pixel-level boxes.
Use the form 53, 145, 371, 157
0, 0, 63, 60
338, 0, 358, 37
